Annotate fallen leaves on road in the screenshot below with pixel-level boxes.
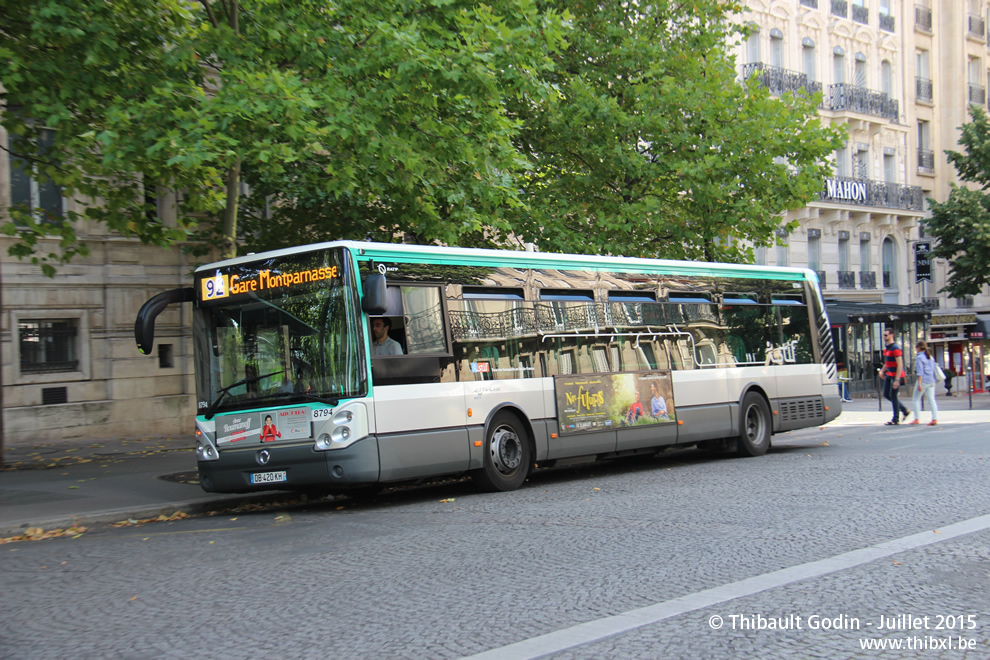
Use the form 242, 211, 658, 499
0, 525, 88, 544
111, 511, 190, 528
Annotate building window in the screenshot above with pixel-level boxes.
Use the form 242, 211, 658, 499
854, 53, 867, 88
159, 344, 174, 369
882, 236, 897, 288
8, 130, 64, 224
754, 246, 767, 265
879, 0, 895, 31
916, 50, 932, 102
860, 235, 871, 271
776, 230, 790, 267
835, 145, 850, 177
808, 230, 821, 271
968, 58, 985, 106
918, 120, 933, 171
884, 153, 896, 183
746, 27, 761, 64
803, 41, 817, 82
19, 319, 78, 374
838, 234, 850, 272
856, 146, 870, 179
852, 0, 869, 25
881, 60, 893, 97
770, 31, 784, 68
833, 51, 845, 85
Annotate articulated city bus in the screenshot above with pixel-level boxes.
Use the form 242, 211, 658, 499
135, 241, 842, 494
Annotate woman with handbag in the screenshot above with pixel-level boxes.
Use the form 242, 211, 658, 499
907, 340, 938, 426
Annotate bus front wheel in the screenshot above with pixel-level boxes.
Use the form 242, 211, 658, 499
473, 412, 532, 492
737, 393, 771, 457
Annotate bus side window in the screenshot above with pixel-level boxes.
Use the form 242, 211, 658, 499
401, 286, 446, 354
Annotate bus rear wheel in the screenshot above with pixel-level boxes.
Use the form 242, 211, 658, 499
472, 412, 532, 492
737, 392, 771, 457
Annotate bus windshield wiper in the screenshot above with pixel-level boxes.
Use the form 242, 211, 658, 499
268, 391, 340, 406
204, 370, 284, 420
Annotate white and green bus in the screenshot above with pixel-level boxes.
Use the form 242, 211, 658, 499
135, 241, 841, 494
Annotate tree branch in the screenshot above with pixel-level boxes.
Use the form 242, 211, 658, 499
199, 0, 219, 28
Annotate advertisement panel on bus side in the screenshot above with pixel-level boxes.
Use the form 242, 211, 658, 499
555, 370, 676, 435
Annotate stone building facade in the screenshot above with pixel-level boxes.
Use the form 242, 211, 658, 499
1, 123, 196, 445
735, 0, 990, 393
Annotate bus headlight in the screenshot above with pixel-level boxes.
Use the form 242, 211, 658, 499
196, 421, 220, 461
313, 403, 368, 451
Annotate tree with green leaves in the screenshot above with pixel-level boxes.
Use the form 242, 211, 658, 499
1, 0, 568, 273
926, 105, 990, 297
3, 0, 842, 273
505, 0, 846, 262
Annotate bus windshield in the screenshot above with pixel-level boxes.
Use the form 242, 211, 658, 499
192, 247, 366, 416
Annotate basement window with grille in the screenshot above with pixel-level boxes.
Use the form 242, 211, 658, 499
41, 387, 68, 405
19, 319, 78, 374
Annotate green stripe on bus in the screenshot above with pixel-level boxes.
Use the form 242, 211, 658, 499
353, 249, 808, 281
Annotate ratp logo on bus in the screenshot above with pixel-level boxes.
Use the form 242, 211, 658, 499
201, 273, 230, 301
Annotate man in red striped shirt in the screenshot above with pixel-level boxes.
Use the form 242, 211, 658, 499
882, 328, 910, 425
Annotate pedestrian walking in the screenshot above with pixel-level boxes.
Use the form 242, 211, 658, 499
881, 328, 910, 425
907, 340, 938, 426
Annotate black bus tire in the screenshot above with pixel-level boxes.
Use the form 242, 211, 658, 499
737, 392, 771, 457
472, 411, 532, 492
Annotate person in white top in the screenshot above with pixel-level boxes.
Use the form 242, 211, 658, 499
908, 340, 938, 426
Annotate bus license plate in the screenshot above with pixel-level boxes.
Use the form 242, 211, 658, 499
250, 471, 287, 485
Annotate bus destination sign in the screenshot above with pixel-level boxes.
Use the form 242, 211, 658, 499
200, 265, 340, 302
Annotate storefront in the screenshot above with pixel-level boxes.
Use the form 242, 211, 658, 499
825, 301, 931, 398
928, 313, 990, 395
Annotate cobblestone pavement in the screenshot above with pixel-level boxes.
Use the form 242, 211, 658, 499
1, 417, 988, 659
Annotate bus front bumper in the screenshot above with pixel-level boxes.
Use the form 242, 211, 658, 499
197, 436, 381, 493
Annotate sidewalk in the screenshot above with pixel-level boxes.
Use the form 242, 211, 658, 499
1, 391, 987, 539
0, 434, 291, 539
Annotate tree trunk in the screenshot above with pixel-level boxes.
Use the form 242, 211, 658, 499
221, 158, 241, 259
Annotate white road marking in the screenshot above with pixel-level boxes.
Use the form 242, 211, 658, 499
462, 514, 990, 660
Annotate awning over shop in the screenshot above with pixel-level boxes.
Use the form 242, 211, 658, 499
969, 313, 990, 339
928, 312, 977, 342
824, 300, 932, 326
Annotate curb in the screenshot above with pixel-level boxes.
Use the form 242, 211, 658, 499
0, 491, 294, 539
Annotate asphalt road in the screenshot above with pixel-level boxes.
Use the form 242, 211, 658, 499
2, 417, 988, 659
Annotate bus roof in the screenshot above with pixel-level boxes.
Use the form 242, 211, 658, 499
194, 240, 815, 282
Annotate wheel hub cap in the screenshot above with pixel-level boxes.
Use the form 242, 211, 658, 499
491, 427, 522, 473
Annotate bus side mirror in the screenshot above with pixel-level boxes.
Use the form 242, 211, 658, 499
135, 287, 195, 355
362, 273, 387, 316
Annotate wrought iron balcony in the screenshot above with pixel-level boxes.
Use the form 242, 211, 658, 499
800, 0, 818, 7
820, 176, 924, 211
968, 14, 986, 39
838, 271, 857, 289
741, 63, 822, 100
882, 271, 891, 288
852, 4, 869, 24
826, 83, 899, 121
916, 77, 932, 103
815, 271, 827, 288
969, 84, 986, 106
832, 0, 848, 18
880, 13, 895, 32
918, 148, 934, 172
915, 5, 932, 32
957, 297, 975, 308
859, 271, 877, 289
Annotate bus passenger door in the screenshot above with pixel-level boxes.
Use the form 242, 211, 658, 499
370, 284, 470, 482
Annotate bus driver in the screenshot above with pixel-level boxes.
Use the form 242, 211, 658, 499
370, 317, 403, 356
